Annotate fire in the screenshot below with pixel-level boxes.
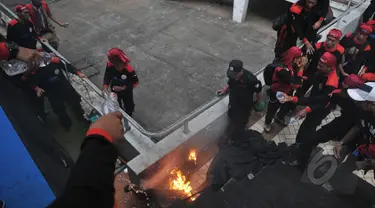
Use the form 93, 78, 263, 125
188, 150, 197, 164
169, 169, 196, 201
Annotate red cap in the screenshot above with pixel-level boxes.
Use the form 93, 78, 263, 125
14, 4, 26, 13
367, 20, 375, 31
359, 23, 373, 35
107, 48, 133, 72
343, 74, 365, 88
282, 46, 302, 66
327, 28, 342, 40
319, 52, 337, 70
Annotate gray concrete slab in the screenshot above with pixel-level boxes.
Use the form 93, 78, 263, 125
19, 0, 278, 131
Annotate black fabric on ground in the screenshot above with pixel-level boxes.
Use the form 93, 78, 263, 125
171, 162, 374, 208
0, 71, 72, 195
208, 130, 285, 190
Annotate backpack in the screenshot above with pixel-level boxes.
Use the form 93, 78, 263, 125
272, 12, 288, 31
263, 62, 283, 85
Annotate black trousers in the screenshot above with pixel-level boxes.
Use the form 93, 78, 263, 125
296, 113, 356, 165
43, 78, 84, 128
363, 0, 375, 22
265, 91, 294, 125
116, 89, 135, 117
295, 109, 331, 144
228, 102, 252, 133
296, 73, 314, 98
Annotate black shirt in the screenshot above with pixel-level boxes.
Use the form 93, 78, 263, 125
7, 19, 38, 49
103, 63, 139, 91
228, 70, 262, 109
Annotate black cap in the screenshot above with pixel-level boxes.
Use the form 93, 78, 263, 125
228, 60, 243, 72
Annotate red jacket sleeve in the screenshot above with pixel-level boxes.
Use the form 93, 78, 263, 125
0, 42, 10, 60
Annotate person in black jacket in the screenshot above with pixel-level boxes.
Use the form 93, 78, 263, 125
7, 5, 39, 49
264, 47, 306, 132
280, 52, 339, 144
103, 48, 139, 117
217, 60, 263, 132
49, 111, 124, 208
297, 28, 344, 97
21, 57, 86, 131
339, 24, 372, 77
274, 0, 329, 60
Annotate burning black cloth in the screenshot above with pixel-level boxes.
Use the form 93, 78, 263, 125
209, 130, 285, 191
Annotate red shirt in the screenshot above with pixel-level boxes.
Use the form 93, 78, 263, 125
0, 42, 10, 60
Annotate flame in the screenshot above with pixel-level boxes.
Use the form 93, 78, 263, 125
188, 150, 197, 164
169, 169, 196, 201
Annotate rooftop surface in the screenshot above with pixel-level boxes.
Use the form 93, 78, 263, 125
44, 0, 285, 131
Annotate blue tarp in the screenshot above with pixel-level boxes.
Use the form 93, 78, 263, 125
0, 107, 55, 208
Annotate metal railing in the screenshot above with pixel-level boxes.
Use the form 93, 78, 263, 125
0, 0, 367, 139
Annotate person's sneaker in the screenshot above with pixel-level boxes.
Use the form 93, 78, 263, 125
274, 116, 287, 126
264, 123, 271, 133
0, 200, 5, 208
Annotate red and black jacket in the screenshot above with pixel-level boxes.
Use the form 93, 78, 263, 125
22, 57, 82, 91
7, 19, 38, 49
283, 0, 329, 43
271, 66, 303, 95
103, 62, 139, 91
291, 70, 339, 113
306, 42, 344, 75
340, 33, 371, 73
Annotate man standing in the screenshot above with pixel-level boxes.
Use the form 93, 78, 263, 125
7, 5, 38, 49
217, 60, 263, 132
103, 48, 139, 117
339, 24, 372, 77
26, 0, 69, 49
280, 52, 339, 144
297, 28, 344, 96
22, 57, 86, 131
264, 47, 306, 132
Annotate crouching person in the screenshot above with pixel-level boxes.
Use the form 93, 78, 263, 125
103, 48, 139, 117
264, 47, 307, 133
22, 57, 86, 131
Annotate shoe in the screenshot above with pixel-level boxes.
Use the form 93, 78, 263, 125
274, 116, 287, 126
264, 123, 271, 133
0, 200, 5, 208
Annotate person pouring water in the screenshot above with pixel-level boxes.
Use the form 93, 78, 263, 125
102, 48, 139, 117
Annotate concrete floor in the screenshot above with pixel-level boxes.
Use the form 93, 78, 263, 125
43, 0, 285, 131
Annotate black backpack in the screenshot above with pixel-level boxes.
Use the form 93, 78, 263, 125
272, 12, 288, 31
263, 63, 283, 85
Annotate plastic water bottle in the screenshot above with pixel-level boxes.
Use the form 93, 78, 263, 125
276, 91, 285, 101
102, 92, 121, 114
39, 53, 53, 67
102, 92, 131, 131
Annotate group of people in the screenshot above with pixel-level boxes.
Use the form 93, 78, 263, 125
218, 0, 375, 182
0, 0, 138, 131
0, 1, 138, 207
